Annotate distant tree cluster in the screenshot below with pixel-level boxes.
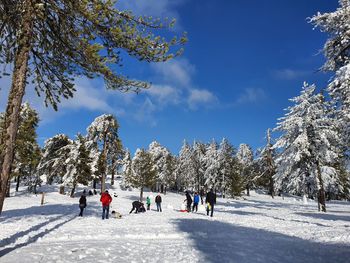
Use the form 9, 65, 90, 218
36, 114, 123, 196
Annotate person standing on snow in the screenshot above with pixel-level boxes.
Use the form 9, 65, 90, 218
146, 196, 151, 210
155, 193, 162, 212
192, 192, 200, 212
78, 193, 87, 217
100, 190, 112, 219
205, 188, 216, 217
184, 191, 192, 212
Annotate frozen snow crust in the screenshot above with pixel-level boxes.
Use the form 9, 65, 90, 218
1, 182, 350, 263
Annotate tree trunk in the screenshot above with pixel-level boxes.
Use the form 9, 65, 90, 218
269, 174, 274, 199
140, 187, 144, 202
316, 163, 326, 212
101, 133, 108, 193
6, 179, 11, 197
111, 160, 115, 186
0, 0, 35, 214
16, 175, 20, 192
70, 183, 76, 198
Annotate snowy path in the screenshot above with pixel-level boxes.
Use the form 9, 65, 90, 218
1, 184, 350, 262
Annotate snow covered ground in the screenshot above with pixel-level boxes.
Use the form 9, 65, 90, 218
1, 182, 350, 263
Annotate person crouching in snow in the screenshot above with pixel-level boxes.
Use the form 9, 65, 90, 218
192, 192, 200, 212
78, 193, 87, 217
129, 201, 146, 213
146, 196, 151, 210
155, 193, 162, 212
100, 190, 112, 219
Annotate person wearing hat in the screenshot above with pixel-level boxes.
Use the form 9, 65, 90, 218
100, 190, 112, 219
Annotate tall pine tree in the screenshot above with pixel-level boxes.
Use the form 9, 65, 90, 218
0, 0, 186, 214
273, 83, 342, 212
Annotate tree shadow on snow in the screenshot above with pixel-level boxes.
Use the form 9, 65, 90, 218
0, 204, 77, 223
0, 215, 75, 257
173, 218, 350, 263
296, 212, 350, 222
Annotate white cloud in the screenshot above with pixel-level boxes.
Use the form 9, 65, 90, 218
60, 81, 112, 113
145, 84, 181, 106
235, 88, 267, 105
188, 89, 217, 110
134, 97, 157, 126
151, 58, 195, 87
272, 68, 309, 80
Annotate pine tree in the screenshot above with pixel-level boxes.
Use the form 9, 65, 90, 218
203, 140, 220, 191
68, 135, 93, 197
236, 143, 254, 196
226, 158, 244, 198
148, 141, 172, 193
273, 83, 342, 212
0, 103, 41, 194
176, 140, 196, 191
128, 149, 156, 201
121, 149, 132, 190
37, 134, 72, 185
193, 141, 207, 192
255, 129, 276, 198
310, 0, 350, 158
0, 0, 186, 214
218, 138, 236, 198
86, 114, 120, 193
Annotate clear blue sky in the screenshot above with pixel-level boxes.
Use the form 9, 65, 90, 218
0, 0, 338, 155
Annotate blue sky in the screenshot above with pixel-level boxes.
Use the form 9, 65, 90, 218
0, 0, 339, 155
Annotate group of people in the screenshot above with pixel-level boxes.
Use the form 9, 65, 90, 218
129, 192, 163, 214
184, 189, 216, 217
78, 188, 216, 219
79, 189, 113, 219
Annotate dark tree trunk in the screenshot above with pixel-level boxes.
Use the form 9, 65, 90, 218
111, 160, 115, 186
6, 179, 11, 197
101, 133, 108, 193
16, 175, 20, 192
316, 163, 326, 212
269, 174, 274, 199
0, 0, 34, 214
70, 183, 76, 198
140, 187, 144, 202
246, 185, 250, 196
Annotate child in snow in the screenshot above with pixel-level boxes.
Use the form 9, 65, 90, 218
192, 192, 200, 212
146, 196, 151, 210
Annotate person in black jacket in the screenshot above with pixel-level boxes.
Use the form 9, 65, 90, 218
79, 193, 87, 217
205, 189, 216, 217
184, 191, 192, 212
129, 201, 145, 214
155, 193, 162, 212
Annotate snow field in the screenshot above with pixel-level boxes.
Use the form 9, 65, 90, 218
1, 183, 350, 263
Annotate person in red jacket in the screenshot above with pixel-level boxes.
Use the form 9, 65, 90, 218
100, 190, 112, 219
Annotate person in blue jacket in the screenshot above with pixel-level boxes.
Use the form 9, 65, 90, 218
192, 192, 200, 212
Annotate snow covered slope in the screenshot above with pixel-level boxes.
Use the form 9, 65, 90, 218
1, 183, 349, 263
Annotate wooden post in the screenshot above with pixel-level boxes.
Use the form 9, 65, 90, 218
41, 192, 45, 205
